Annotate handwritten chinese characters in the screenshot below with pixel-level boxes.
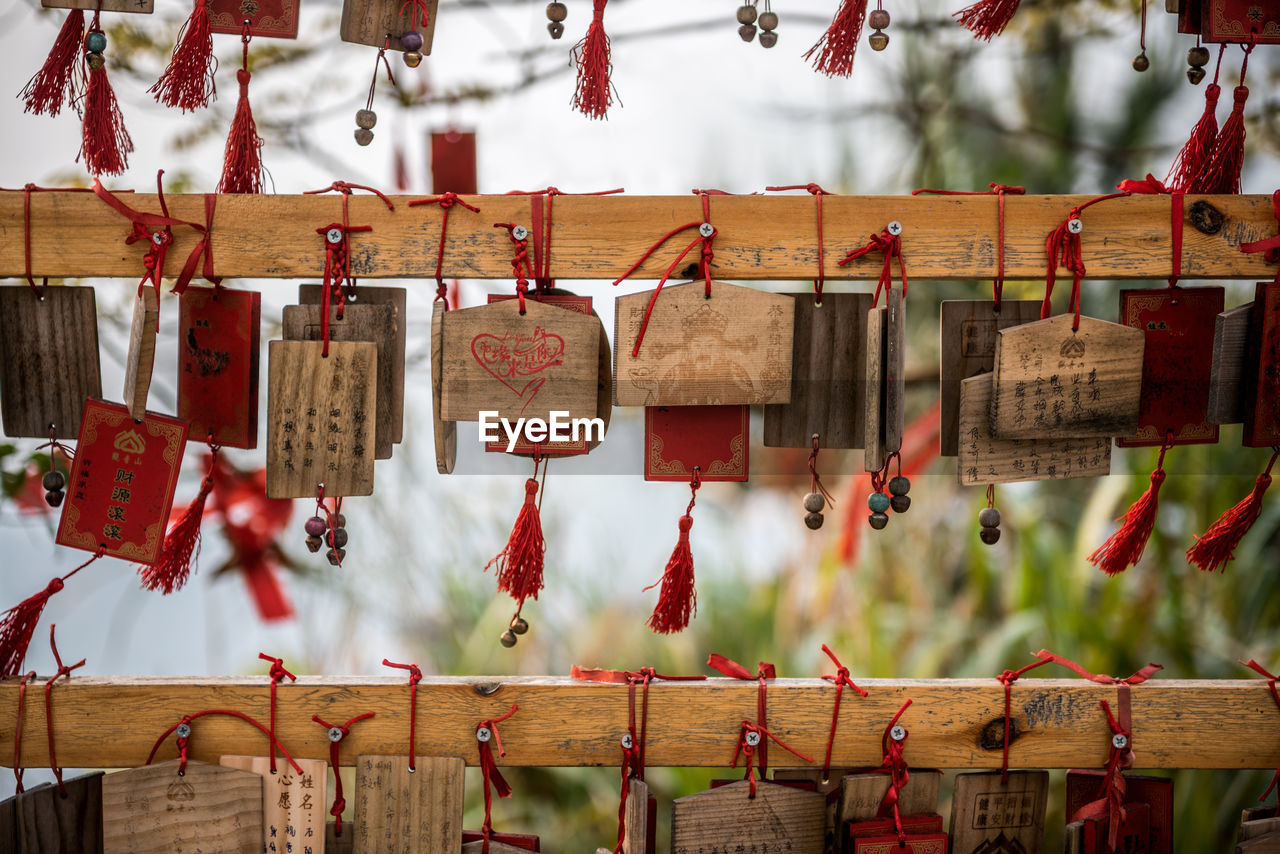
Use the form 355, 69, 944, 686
353, 755, 464, 854
220, 756, 327, 854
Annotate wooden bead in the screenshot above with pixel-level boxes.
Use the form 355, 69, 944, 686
888, 475, 910, 496
804, 512, 824, 530
355, 109, 377, 129
546, 1, 568, 22
399, 30, 424, 51
1187, 45, 1210, 67
803, 492, 825, 513
868, 492, 891, 513
978, 508, 1001, 528
330, 528, 349, 548
305, 516, 327, 536
758, 11, 778, 30
868, 9, 890, 29
736, 4, 757, 24
43, 471, 66, 491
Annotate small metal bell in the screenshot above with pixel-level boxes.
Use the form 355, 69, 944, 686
890, 494, 911, 514
403, 50, 423, 68
87, 52, 106, 70
510, 615, 529, 635
1187, 66, 1206, 84
548, 21, 565, 38
1132, 52, 1150, 72
868, 31, 889, 50
45, 490, 64, 507
868, 512, 889, 530
500, 629, 518, 648
306, 535, 323, 553
327, 548, 347, 565
354, 128, 374, 146
979, 527, 1001, 545
738, 23, 757, 41
758, 30, 777, 47
805, 512, 824, 530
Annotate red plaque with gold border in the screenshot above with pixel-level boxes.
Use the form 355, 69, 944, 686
209, 0, 300, 37
56, 400, 189, 565
644, 405, 748, 482
177, 287, 260, 449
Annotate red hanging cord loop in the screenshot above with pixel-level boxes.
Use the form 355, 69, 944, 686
877, 700, 914, 842
838, 224, 908, 306
504, 187, 625, 293
43, 624, 83, 796
397, 0, 430, 28
912, 184, 1024, 309
493, 222, 534, 313
383, 658, 423, 771
173, 194, 221, 295
766, 184, 832, 303
258, 652, 296, 774
477, 704, 519, 854
994, 656, 1052, 782
312, 711, 375, 836
12, 670, 36, 794
707, 654, 776, 775
146, 708, 303, 776
809, 434, 837, 509
1241, 190, 1280, 283
819, 644, 867, 782
1242, 660, 1280, 810
408, 192, 481, 305
732, 720, 813, 798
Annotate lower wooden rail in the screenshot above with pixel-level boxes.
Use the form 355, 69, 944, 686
0, 677, 1274, 770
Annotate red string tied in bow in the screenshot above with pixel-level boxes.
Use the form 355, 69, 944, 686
150, 0, 216, 112
44, 624, 84, 795
140, 445, 219, 594
838, 225, 908, 307
313, 711, 374, 835
645, 470, 700, 634
573, 0, 613, 119
732, 721, 813, 798
1197, 43, 1254, 196
259, 652, 296, 774
1242, 660, 1280, 809
219, 25, 265, 194
819, 644, 867, 781
1089, 434, 1173, 576
408, 192, 481, 305
477, 704, 519, 854
1188, 448, 1279, 572
486, 460, 547, 611
20, 8, 85, 117
1166, 44, 1227, 193
0, 547, 103, 678
804, 0, 869, 78
707, 654, 776, 774
80, 13, 134, 177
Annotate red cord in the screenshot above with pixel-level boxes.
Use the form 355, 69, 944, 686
146, 708, 303, 775
12, 670, 36, 793
995, 656, 1051, 782
258, 652, 296, 774
408, 192, 481, 304
478, 704, 519, 853
312, 711, 375, 836
766, 184, 832, 303
383, 658, 423, 770
819, 644, 867, 781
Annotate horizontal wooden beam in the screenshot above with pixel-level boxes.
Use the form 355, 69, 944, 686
1, 193, 1276, 282
1, 677, 1276, 770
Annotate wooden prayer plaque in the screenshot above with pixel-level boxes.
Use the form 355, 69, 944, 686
644, 405, 749, 482
864, 304, 887, 472
16, 772, 104, 853
462, 840, 537, 854
461, 830, 541, 851
1209, 303, 1254, 425
1238, 834, 1280, 853
42, 0, 153, 11
431, 301, 456, 474
219, 756, 327, 854
1244, 281, 1280, 448
851, 834, 948, 853
341, 0, 441, 53
989, 314, 1144, 439
958, 374, 1111, 485
299, 285, 408, 444
123, 287, 159, 422
614, 280, 794, 407
1202, 0, 1280, 43
1117, 286, 1223, 446
884, 289, 906, 455
948, 770, 1048, 854
0, 790, 15, 852
353, 755, 464, 854
1245, 807, 1280, 825
938, 300, 1042, 456
1065, 771, 1171, 854
102, 759, 264, 854
622, 778, 652, 854
774, 768, 845, 854
209, 0, 299, 37
670, 780, 824, 854
442, 298, 599, 424
1242, 817, 1280, 842
178, 287, 261, 449
838, 769, 941, 823
266, 340, 377, 499
0, 286, 101, 439
764, 293, 872, 449
56, 399, 188, 564
283, 303, 397, 460
329, 821, 356, 854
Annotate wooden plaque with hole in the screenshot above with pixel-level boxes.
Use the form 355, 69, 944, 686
838, 770, 941, 824
1244, 281, 1280, 448
671, 780, 824, 854
764, 293, 871, 449
353, 755, 463, 854
864, 304, 887, 472
431, 301, 457, 474
614, 280, 793, 407
282, 303, 398, 460
939, 300, 1042, 456
990, 314, 1144, 439
0, 286, 101, 439
219, 756, 327, 854
1209, 303, 1254, 425
16, 772, 103, 853
123, 287, 159, 422
948, 770, 1048, 854
340, 0, 441, 53
42, 0, 153, 11
266, 340, 377, 499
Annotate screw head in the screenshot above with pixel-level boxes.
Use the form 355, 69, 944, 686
621, 734, 634, 749
890, 724, 907, 741
1112, 733, 1129, 750
326, 228, 344, 245
745, 730, 761, 746
176, 723, 192, 738
328, 726, 344, 742
887, 220, 903, 236
1067, 218, 1084, 235
699, 222, 714, 238
512, 225, 528, 241
477, 726, 493, 742
151, 232, 165, 246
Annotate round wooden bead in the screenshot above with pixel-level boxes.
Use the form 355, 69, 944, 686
403, 50, 423, 67
44, 490, 64, 507
86, 31, 107, 53
758, 11, 778, 30
867, 491, 891, 513
305, 535, 323, 553
888, 475, 910, 496
1132, 53, 1149, 72
868, 9, 890, 29
978, 507, 1001, 528
759, 30, 777, 47
87, 52, 106, 70
333, 513, 346, 529
804, 512, 824, 530
355, 109, 377, 129
42, 471, 65, 491
979, 527, 1001, 545
868, 31, 889, 50
1187, 66, 1206, 84
548, 21, 564, 38
738, 23, 757, 41
868, 512, 889, 530
400, 30, 424, 51
1187, 45, 1210, 67
510, 615, 529, 635
500, 629, 518, 648
355, 128, 374, 146
890, 494, 911, 514
736, 4, 757, 24
803, 492, 825, 513
305, 516, 327, 536
546, 1, 568, 22
331, 528, 349, 548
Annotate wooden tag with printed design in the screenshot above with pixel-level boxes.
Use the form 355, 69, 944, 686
177, 287, 260, 449
958, 374, 1111, 485
16, 772, 104, 853
1117, 286, 1223, 447
938, 300, 1042, 456
209, 0, 299, 37
282, 303, 397, 460
1244, 281, 1280, 447
266, 340, 377, 499
614, 280, 794, 407
838, 769, 941, 823
1209, 303, 1254, 425
848, 813, 942, 842
42, 0, 152, 12
764, 292, 873, 449
341, 0, 441, 54
947, 770, 1048, 854
0, 285, 101, 439
431, 301, 456, 474
101, 759, 264, 854
1065, 771, 1172, 854
123, 287, 159, 422
852, 834, 948, 853
644, 405, 748, 482
56, 399, 188, 565
989, 314, 1144, 439
353, 755, 463, 854
219, 756, 327, 854
670, 780, 824, 854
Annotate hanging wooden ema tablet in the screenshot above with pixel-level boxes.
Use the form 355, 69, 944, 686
614, 281, 794, 407
958, 374, 1111, 485
102, 759, 264, 854
1065, 771, 1172, 854
123, 287, 160, 422
0, 286, 101, 439
670, 780, 824, 854
839, 769, 941, 824
431, 302, 456, 475
1244, 281, 1280, 447
864, 301, 887, 472
1209, 302, 1254, 425
764, 293, 872, 449
354, 755, 463, 853
341, 0, 440, 57
282, 303, 397, 460
219, 756, 327, 854
1117, 286, 1223, 446
16, 772, 105, 853
56, 399, 189, 565
266, 340, 377, 499
863, 289, 903, 473
938, 300, 1041, 456
645, 405, 748, 482
42, 0, 152, 10
773, 768, 845, 854
209, 0, 299, 37
441, 297, 599, 424
947, 770, 1048, 854
1238, 809, 1280, 852
0, 788, 15, 851
178, 287, 261, 449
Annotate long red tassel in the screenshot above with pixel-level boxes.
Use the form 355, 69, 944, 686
219, 31, 265, 194
80, 48, 133, 176
19, 9, 85, 117
804, 0, 869, 78
953, 0, 1022, 41
1187, 449, 1278, 573
150, 0, 216, 112
1089, 441, 1171, 576
573, 0, 613, 120
1198, 83, 1248, 195
139, 451, 217, 594
486, 478, 546, 605
0, 549, 102, 677
1166, 84, 1220, 192
645, 475, 700, 634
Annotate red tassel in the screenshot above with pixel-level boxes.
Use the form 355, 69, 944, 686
486, 478, 546, 605
1089, 445, 1170, 576
80, 58, 134, 177
150, 0, 216, 112
1187, 450, 1277, 573
0, 579, 66, 677
953, 0, 1022, 41
1197, 85, 1248, 195
804, 0, 869, 78
573, 0, 613, 120
219, 68, 265, 194
139, 464, 215, 595
646, 514, 696, 634
19, 10, 85, 117
1165, 83, 1220, 193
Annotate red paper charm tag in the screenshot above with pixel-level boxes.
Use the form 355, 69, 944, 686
851, 834, 948, 853
432, 130, 478, 195
209, 0, 299, 37
1065, 771, 1173, 854
178, 286, 261, 449
644, 406, 748, 482
56, 400, 189, 565
1245, 281, 1280, 448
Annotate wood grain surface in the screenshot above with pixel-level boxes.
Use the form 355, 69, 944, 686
671, 780, 824, 854
42, 0, 153, 11
948, 770, 1047, 854
1210, 303, 1254, 425
431, 301, 457, 474
16, 772, 103, 854
884, 289, 906, 454
864, 305, 887, 472
4, 194, 1278, 280
2, 677, 1276, 771
354, 755, 463, 854
123, 288, 159, 422
219, 756, 327, 854
340, 0, 440, 52
839, 770, 940, 822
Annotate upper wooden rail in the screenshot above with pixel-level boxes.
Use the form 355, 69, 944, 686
2, 676, 1276, 770
1, 193, 1276, 281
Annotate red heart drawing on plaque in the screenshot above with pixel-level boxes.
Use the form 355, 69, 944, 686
471, 327, 565, 412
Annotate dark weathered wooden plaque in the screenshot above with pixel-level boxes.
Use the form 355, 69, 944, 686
864, 305, 887, 472
16, 772, 104, 854
431, 301, 457, 474
671, 780, 824, 854
948, 770, 1048, 854
1209, 303, 1254, 426
123, 288, 159, 422
340, 0, 441, 53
